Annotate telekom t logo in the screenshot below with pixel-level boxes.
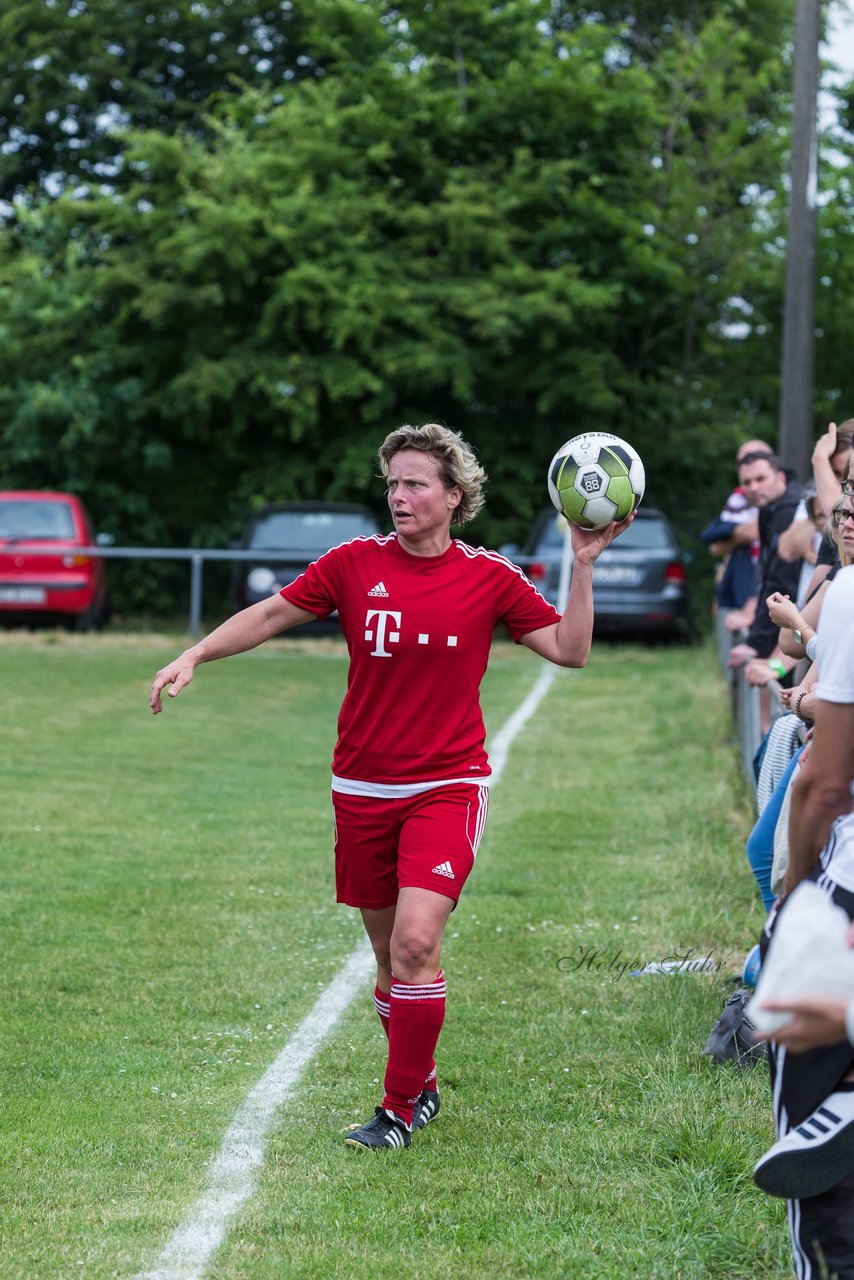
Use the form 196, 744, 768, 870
365, 608, 401, 657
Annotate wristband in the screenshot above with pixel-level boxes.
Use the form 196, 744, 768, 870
846, 1001, 854, 1048
768, 657, 787, 679
806, 634, 819, 663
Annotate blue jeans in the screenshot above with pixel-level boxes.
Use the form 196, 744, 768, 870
746, 747, 803, 911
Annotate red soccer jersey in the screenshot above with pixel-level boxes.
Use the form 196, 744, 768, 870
280, 534, 560, 787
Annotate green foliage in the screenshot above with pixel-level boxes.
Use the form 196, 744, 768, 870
0, 0, 795, 614
0, 0, 380, 201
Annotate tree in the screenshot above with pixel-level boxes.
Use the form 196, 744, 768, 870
0, 0, 796, 618
0, 0, 381, 202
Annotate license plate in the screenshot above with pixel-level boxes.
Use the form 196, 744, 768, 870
0, 587, 47, 604
593, 565, 642, 586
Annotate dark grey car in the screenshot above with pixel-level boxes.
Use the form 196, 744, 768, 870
502, 507, 689, 636
234, 501, 381, 612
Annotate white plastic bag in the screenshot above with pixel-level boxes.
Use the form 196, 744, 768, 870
747, 881, 854, 1035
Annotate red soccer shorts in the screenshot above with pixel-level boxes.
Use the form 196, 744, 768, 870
331, 783, 490, 910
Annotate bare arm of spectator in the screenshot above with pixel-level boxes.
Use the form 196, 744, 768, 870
728, 642, 758, 669
731, 514, 759, 546
724, 595, 757, 634
785, 696, 854, 892
778, 517, 818, 564
813, 422, 841, 517
779, 664, 819, 721
799, 561, 833, 605
708, 537, 735, 559
768, 582, 827, 659
745, 649, 796, 687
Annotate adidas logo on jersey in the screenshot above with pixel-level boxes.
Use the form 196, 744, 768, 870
367, 581, 389, 597
431, 861, 455, 879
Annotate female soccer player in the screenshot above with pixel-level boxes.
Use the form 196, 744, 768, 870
150, 423, 631, 1149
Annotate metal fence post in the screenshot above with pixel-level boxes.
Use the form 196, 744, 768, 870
190, 554, 204, 640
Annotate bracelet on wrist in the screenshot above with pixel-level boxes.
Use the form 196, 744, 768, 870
768, 657, 787, 679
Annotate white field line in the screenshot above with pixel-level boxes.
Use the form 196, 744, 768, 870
137, 661, 559, 1280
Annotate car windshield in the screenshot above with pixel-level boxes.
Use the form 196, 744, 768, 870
249, 510, 377, 551
0, 499, 75, 540
537, 513, 672, 552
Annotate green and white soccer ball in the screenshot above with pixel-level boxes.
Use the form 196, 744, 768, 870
548, 432, 645, 530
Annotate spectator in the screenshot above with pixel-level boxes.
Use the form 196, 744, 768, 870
742, 501, 851, 909
776, 480, 824, 604
727, 452, 802, 670
702, 439, 771, 615
777, 421, 852, 603
749, 552, 854, 1278
812, 419, 854, 518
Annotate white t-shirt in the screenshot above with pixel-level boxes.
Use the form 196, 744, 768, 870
816, 565, 854, 888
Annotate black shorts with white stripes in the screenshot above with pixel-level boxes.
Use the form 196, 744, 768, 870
760, 867, 854, 1280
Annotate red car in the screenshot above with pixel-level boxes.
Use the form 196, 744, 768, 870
0, 491, 111, 629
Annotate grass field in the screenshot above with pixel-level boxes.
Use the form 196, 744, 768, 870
0, 630, 790, 1279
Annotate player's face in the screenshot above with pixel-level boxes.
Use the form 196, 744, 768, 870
386, 450, 462, 548
738, 459, 786, 508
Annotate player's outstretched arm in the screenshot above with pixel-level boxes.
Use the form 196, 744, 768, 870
522, 514, 634, 668
149, 594, 317, 713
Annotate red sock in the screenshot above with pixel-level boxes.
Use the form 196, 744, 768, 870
383, 971, 446, 1127
375, 983, 437, 1090
374, 985, 390, 1037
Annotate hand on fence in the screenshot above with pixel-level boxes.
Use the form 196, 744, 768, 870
745, 658, 779, 687
727, 642, 758, 669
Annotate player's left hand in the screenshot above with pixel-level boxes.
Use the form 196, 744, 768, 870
570, 511, 635, 565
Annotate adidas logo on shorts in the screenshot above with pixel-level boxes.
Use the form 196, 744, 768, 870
432, 861, 455, 879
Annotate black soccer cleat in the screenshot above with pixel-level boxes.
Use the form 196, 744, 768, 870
344, 1107, 411, 1150
412, 1089, 441, 1131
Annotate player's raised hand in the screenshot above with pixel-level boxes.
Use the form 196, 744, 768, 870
570, 511, 635, 565
150, 654, 197, 714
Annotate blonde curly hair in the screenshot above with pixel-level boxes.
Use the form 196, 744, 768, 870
377, 423, 487, 526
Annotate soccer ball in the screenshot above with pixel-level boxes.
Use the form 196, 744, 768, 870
548, 432, 645, 530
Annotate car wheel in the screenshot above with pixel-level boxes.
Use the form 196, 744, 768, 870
73, 594, 109, 633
